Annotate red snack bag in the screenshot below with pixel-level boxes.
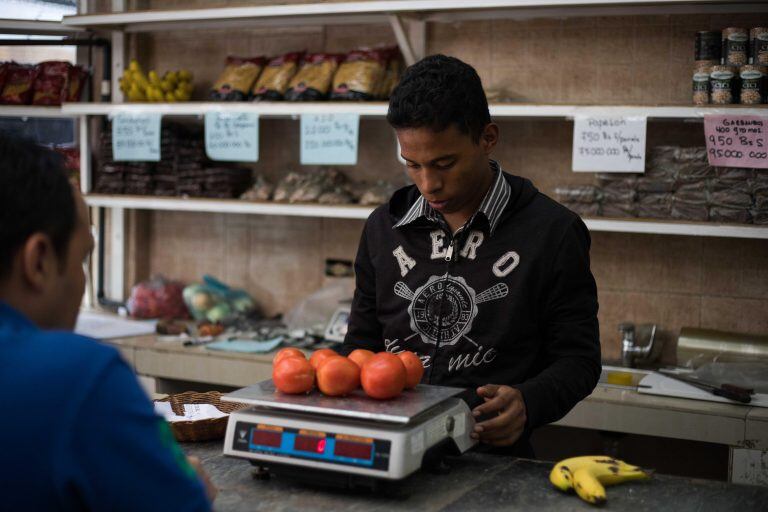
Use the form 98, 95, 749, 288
0, 62, 11, 93
0, 63, 38, 105
32, 61, 71, 106
65, 65, 88, 102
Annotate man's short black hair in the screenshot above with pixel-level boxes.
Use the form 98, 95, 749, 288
387, 54, 491, 142
0, 136, 77, 280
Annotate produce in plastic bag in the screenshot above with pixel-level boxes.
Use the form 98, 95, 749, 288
209, 56, 265, 101
358, 180, 397, 205
554, 186, 601, 204
671, 198, 709, 221
127, 275, 189, 319
285, 53, 344, 101
709, 206, 751, 223
251, 52, 303, 101
283, 279, 355, 336
182, 275, 259, 323
240, 175, 274, 201
331, 49, 387, 101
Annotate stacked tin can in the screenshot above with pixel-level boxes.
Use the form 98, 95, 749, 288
692, 27, 767, 104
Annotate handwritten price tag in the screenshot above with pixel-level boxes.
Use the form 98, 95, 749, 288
112, 112, 161, 162
704, 115, 768, 169
300, 113, 359, 165
572, 116, 647, 173
204, 112, 259, 162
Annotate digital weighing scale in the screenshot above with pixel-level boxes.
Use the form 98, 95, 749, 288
222, 380, 477, 485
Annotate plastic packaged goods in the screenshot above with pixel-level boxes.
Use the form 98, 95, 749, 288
637, 193, 673, 219
709, 205, 752, 223
31, 61, 70, 106
554, 185, 601, 204
251, 51, 303, 101
331, 49, 388, 100
709, 187, 753, 209
674, 180, 709, 203
209, 56, 266, 101
66, 65, 88, 102
127, 275, 189, 319
601, 201, 637, 218
753, 209, 768, 224
671, 198, 709, 221
636, 177, 676, 193
240, 175, 274, 201
561, 201, 600, 217
597, 173, 637, 191
358, 180, 397, 205
0, 63, 37, 105
695, 31, 722, 61
285, 53, 345, 101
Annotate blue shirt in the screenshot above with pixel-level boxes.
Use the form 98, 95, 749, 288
0, 302, 211, 511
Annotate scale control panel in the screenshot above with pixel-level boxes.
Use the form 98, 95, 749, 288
231, 421, 392, 472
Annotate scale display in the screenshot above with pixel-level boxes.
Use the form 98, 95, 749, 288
232, 422, 391, 471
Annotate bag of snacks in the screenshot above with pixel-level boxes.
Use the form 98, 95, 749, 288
0, 63, 38, 105
209, 56, 265, 101
127, 275, 190, 319
32, 61, 71, 106
374, 46, 402, 100
331, 49, 387, 100
285, 53, 344, 101
251, 51, 303, 101
66, 65, 89, 102
0, 62, 11, 93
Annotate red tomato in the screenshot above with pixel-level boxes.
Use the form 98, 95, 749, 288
361, 352, 407, 400
273, 347, 305, 366
273, 357, 315, 394
309, 348, 338, 370
397, 351, 424, 389
347, 348, 375, 369
316, 356, 361, 397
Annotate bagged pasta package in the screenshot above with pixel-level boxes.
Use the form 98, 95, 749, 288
375, 46, 402, 100
209, 56, 266, 101
0, 63, 38, 105
32, 61, 71, 106
251, 51, 303, 101
0, 62, 13, 94
331, 49, 387, 101
285, 53, 345, 101
65, 65, 89, 102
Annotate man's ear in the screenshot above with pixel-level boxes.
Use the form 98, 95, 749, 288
20, 233, 57, 292
480, 123, 499, 154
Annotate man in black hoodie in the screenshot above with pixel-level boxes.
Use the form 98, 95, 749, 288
342, 55, 601, 456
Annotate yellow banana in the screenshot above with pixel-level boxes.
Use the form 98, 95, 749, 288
549, 455, 650, 492
573, 467, 607, 505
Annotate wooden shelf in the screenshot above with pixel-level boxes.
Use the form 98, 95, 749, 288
0, 18, 85, 35
61, 1, 766, 32
62, 102, 768, 120
84, 194, 768, 239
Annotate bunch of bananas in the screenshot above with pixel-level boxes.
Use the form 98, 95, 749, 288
549, 455, 653, 505
120, 60, 194, 102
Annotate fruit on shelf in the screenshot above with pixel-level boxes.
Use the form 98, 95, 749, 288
120, 59, 195, 102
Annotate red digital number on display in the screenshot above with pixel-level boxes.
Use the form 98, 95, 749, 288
294, 436, 325, 453
251, 430, 282, 448
333, 440, 373, 460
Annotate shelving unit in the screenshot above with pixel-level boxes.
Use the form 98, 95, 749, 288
56, 0, 768, 299
0, 106, 81, 118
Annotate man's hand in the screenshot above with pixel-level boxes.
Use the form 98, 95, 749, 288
187, 456, 218, 503
471, 385, 527, 447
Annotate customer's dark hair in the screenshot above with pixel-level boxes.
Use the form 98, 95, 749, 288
0, 135, 76, 280
387, 54, 491, 142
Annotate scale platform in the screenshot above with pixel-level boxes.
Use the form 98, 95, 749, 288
222, 380, 477, 483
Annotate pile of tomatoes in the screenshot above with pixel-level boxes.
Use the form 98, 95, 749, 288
271, 347, 424, 400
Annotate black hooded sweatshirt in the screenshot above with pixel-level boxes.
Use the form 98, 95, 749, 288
342, 164, 601, 450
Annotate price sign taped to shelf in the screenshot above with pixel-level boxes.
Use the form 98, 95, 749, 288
205, 112, 259, 162
112, 112, 161, 162
300, 113, 359, 165
704, 115, 768, 169
572, 116, 646, 173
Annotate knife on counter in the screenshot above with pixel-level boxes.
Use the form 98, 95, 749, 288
657, 369, 754, 404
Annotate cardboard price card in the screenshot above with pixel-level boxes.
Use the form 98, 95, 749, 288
300, 113, 359, 165
112, 112, 162, 162
205, 112, 260, 162
704, 115, 768, 169
572, 116, 647, 173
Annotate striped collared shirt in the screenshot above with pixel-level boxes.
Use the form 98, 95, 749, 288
393, 160, 512, 236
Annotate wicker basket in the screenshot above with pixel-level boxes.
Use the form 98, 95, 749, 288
155, 391, 249, 442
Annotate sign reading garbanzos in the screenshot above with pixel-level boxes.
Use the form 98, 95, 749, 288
704, 115, 768, 169
572, 116, 647, 173
112, 112, 161, 162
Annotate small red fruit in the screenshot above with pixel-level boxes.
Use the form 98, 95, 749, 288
397, 351, 424, 389
309, 348, 338, 370
361, 352, 407, 400
273, 347, 305, 366
316, 356, 361, 397
273, 357, 315, 394
348, 348, 375, 369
